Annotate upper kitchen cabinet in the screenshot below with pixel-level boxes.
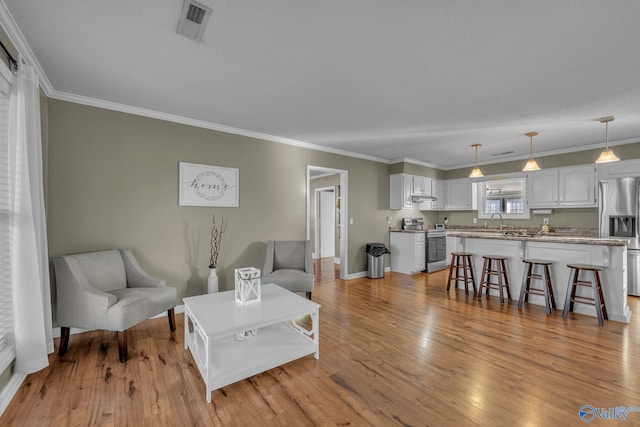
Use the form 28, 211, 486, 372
391, 174, 435, 209
526, 165, 597, 208
599, 158, 640, 179
420, 178, 443, 211
559, 165, 597, 206
445, 179, 475, 210
526, 170, 558, 207
432, 179, 445, 210
390, 174, 414, 209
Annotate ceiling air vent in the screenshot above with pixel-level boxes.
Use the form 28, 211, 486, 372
177, 0, 212, 42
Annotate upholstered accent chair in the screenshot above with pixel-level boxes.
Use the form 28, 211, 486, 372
263, 240, 315, 299
53, 249, 177, 362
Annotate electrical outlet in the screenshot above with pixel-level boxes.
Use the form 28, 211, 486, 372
473, 218, 477, 224
349, 218, 354, 225
543, 218, 549, 224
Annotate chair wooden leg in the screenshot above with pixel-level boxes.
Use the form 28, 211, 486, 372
58, 326, 70, 356
306, 291, 312, 300
118, 330, 128, 363
168, 308, 176, 332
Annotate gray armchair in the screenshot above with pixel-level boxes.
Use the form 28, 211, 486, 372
263, 240, 315, 299
53, 249, 177, 362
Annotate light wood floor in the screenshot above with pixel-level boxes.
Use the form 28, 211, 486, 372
314, 257, 339, 283
3, 270, 640, 426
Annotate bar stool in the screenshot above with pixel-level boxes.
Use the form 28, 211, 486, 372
477, 255, 511, 304
446, 252, 476, 295
518, 259, 556, 315
562, 264, 608, 326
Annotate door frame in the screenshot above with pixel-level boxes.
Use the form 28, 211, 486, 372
306, 165, 348, 280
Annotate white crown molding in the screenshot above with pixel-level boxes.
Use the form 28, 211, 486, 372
50, 89, 392, 165
390, 157, 440, 169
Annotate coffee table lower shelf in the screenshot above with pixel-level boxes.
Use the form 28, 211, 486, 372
186, 321, 317, 402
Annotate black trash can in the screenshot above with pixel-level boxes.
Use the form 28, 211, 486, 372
366, 243, 390, 278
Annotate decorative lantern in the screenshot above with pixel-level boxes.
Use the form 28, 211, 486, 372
234, 267, 261, 304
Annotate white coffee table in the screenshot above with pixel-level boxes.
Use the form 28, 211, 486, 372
183, 283, 320, 403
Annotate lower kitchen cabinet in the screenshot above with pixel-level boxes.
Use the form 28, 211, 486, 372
389, 232, 425, 275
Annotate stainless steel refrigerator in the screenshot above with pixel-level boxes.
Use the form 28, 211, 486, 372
599, 177, 640, 295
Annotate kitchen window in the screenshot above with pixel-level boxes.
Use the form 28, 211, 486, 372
477, 178, 530, 219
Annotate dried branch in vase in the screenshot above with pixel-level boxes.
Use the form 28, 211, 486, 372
209, 214, 227, 268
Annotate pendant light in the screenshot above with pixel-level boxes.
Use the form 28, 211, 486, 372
595, 116, 619, 163
469, 144, 484, 177
522, 131, 541, 171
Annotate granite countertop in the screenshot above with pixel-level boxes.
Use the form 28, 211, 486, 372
389, 228, 426, 234
446, 230, 629, 247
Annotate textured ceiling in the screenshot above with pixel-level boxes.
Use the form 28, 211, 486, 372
4, 0, 640, 169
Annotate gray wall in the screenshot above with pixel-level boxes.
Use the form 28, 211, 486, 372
46, 99, 393, 320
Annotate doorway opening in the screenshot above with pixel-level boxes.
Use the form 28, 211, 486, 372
307, 166, 348, 281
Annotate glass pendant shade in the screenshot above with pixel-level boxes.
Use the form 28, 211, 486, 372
522, 158, 541, 171
469, 144, 483, 177
522, 131, 540, 172
595, 116, 619, 164
595, 148, 620, 163
469, 166, 484, 178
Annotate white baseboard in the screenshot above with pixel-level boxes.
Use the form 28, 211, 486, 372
347, 267, 391, 280
51, 304, 186, 338
0, 372, 26, 417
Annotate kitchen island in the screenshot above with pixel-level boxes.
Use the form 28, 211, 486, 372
447, 230, 631, 323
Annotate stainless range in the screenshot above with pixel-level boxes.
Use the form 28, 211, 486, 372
426, 224, 447, 272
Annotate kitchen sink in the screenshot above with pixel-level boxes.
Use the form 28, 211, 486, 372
502, 229, 533, 237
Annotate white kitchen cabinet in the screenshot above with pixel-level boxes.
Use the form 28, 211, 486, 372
526, 170, 558, 208
526, 165, 596, 208
389, 232, 425, 275
432, 179, 445, 210
559, 165, 597, 207
445, 179, 473, 210
390, 174, 414, 209
412, 175, 425, 195
599, 158, 640, 179
418, 177, 438, 211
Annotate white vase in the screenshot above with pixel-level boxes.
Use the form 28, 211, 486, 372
207, 267, 219, 293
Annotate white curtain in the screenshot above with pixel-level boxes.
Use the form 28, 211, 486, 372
8, 64, 52, 374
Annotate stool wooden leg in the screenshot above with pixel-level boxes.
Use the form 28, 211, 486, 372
461, 255, 470, 295
540, 264, 551, 315
545, 265, 556, 310
501, 260, 511, 300
477, 258, 488, 299
468, 259, 477, 294
591, 271, 605, 326
446, 254, 456, 291
562, 268, 577, 318
496, 260, 505, 304
517, 263, 529, 309
596, 272, 608, 320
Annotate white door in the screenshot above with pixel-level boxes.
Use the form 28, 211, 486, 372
319, 190, 336, 258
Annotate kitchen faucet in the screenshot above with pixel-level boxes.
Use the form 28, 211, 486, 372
489, 212, 506, 229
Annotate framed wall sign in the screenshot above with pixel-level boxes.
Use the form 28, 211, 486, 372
179, 162, 239, 207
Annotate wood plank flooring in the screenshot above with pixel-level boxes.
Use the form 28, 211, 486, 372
3, 269, 640, 426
